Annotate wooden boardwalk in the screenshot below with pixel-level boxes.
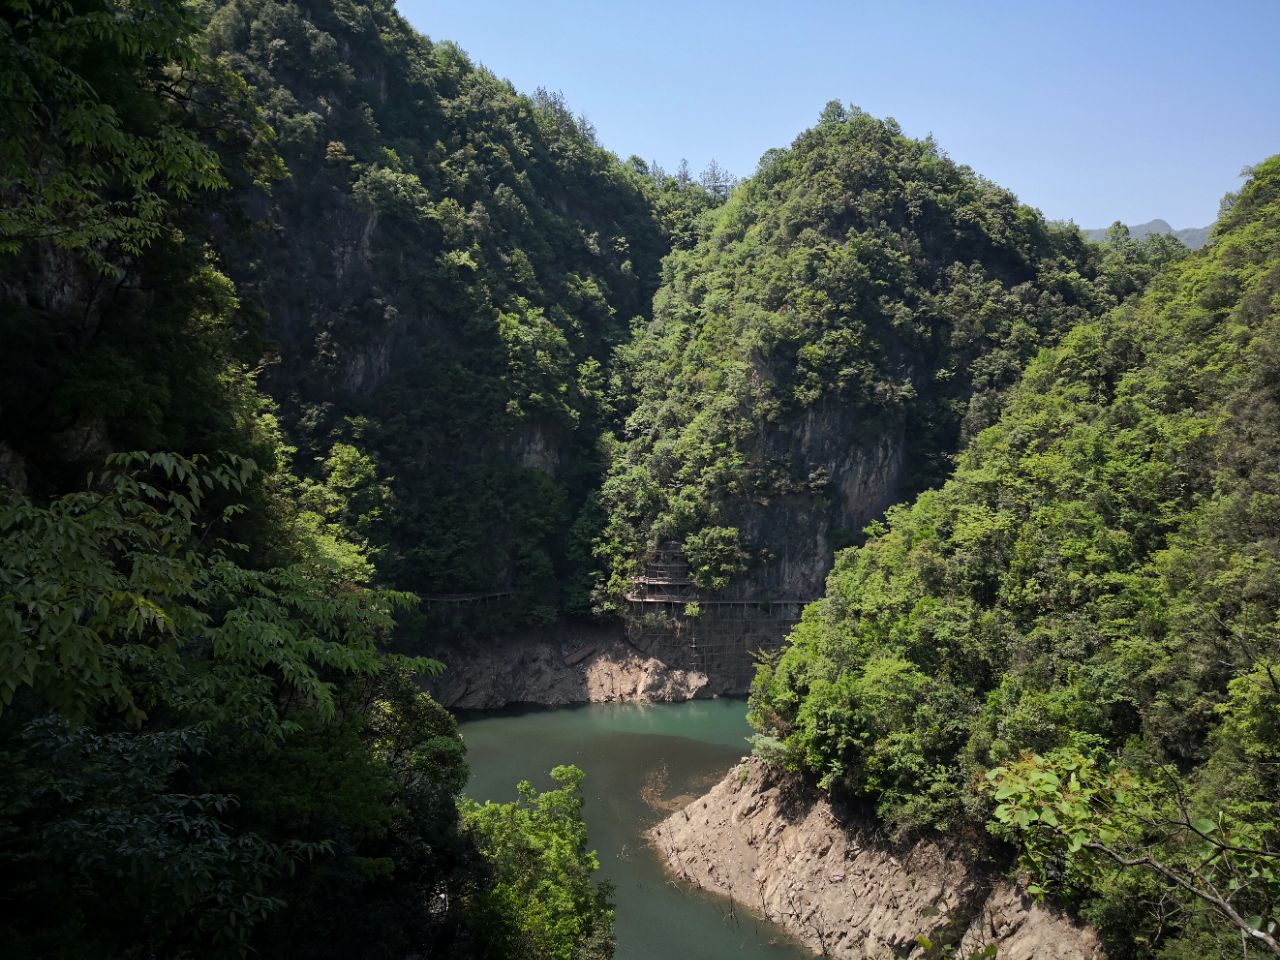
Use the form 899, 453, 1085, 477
624, 543, 817, 682
421, 591, 513, 607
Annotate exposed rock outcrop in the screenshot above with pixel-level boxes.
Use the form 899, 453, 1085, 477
958, 883, 1103, 959
648, 758, 1103, 960
724, 405, 907, 603
424, 628, 718, 709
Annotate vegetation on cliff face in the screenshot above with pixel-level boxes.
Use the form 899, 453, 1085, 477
750, 157, 1280, 955
0, 1, 613, 956
202, 0, 722, 624
596, 102, 1183, 604
4, 0, 1273, 955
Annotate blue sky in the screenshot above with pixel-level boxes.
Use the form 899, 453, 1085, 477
398, 1, 1280, 229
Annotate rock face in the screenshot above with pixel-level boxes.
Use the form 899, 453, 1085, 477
424, 627, 716, 709
619, 406, 910, 695
725, 404, 907, 604
648, 759, 1103, 960
958, 884, 1103, 960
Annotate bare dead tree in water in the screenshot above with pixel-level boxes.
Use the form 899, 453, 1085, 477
755, 874, 776, 924
722, 871, 739, 926
782, 884, 832, 957
651, 826, 692, 883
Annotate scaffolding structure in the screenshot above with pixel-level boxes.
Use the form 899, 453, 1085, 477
624, 543, 812, 685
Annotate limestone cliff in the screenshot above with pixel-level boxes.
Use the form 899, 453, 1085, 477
649, 759, 1103, 960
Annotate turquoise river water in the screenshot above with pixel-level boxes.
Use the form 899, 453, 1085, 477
459, 699, 813, 960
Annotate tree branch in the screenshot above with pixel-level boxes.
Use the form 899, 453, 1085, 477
1084, 841, 1280, 955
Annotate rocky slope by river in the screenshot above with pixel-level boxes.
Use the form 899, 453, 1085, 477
430, 632, 1106, 957
424, 627, 721, 709
649, 758, 1103, 960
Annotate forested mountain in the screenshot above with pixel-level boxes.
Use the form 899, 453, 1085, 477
750, 157, 1280, 955
1084, 218, 1212, 250
598, 104, 1183, 606
200, 0, 723, 626
2, 0, 1274, 956
0, 0, 621, 956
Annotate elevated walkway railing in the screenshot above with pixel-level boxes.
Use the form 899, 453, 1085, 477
421, 591, 514, 606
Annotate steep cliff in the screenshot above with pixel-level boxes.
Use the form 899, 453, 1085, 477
726, 401, 907, 601
650, 759, 1103, 960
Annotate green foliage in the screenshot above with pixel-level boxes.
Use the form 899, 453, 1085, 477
0, 451, 409, 728
597, 104, 1164, 605
0, 452, 461, 957
0, 0, 276, 263
230, 662, 477, 960
749, 155, 1280, 954
0, 717, 311, 958
202, 0, 703, 624
0, 448, 613, 959
988, 750, 1280, 954
683, 525, 747, 590
460, 765, 614, 960
292, 437, 393, 576
18, 0, 1276, 955
0, 3, 621, 953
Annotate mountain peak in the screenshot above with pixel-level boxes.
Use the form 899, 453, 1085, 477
1083, 217, 1212, 249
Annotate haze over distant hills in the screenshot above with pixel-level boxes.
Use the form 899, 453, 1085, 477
1083, 218, 1212, 249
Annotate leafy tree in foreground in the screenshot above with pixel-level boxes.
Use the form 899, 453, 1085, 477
460, 765, 615, 960
0, 452, 425, 956
988, 751, 1280, 954
2, 0, 619, 952
0, 452, 616, 958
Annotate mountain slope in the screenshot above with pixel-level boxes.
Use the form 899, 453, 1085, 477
597, 103, 1173, 613
750, 156, 1280, 955
204, 0, 714, 624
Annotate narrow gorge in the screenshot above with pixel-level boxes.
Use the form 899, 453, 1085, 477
3, 1, 1277, 958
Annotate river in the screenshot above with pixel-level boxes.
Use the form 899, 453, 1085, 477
458, 699, 813, 960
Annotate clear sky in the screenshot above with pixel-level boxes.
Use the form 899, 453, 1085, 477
398, 0, 1280, 229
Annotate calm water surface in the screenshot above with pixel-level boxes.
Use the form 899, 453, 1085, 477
458, 699, 813, 960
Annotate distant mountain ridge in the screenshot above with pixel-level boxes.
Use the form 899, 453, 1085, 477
1083, 217, 1212, 249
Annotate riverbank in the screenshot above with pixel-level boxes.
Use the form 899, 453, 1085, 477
425, 626, 729, 709
435, 638, 1105, 958
459, 700, 815, 960
648, 758, 1104, 960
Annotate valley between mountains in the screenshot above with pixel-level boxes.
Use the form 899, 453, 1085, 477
3, 1, 1279, 958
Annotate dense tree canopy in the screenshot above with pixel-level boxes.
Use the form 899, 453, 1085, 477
596, 103, 1179, 604
3, 0, 1273, 955
0, 1, 616, 956
750, 156, 1280, 955
202, 0, 722, 624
